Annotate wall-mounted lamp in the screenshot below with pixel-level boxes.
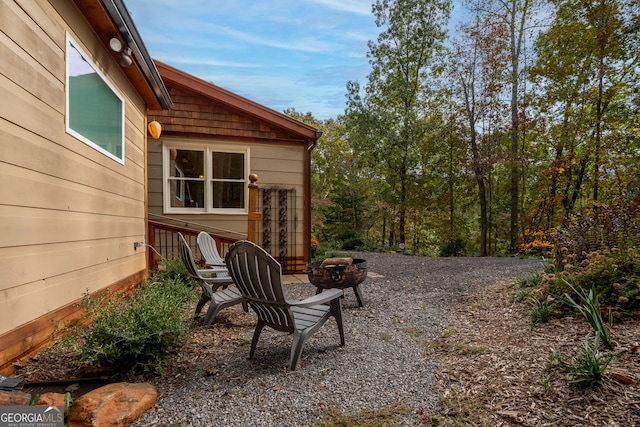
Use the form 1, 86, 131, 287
147, 121, 162, 139
109, 37, 132, 68
119, 48, 132, 67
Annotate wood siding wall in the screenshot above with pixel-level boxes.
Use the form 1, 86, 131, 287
147, 82, 311, 265
147, 137, 307, 260
0, 0, 149, 364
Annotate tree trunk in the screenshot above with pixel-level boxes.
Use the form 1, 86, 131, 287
470, 127, 488, 256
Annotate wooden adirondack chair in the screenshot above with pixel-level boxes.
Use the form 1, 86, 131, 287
178, 233, 246, 325
197, 232, 229, 277
225, 240, 345, 371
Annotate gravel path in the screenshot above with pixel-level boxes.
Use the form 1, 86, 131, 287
132, 253, 541, 426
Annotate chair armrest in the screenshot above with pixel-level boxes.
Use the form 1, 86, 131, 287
289, 288, 343, 307
201, 276, 234, 284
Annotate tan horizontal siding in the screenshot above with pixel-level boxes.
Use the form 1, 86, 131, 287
0, 0, 150, 342
0, 235, 145, 291
0, 0, 65, 89
0, 124, 144, 202
0, 206, 144, 248
0, 254, 145, 336
0, 163, 144, 216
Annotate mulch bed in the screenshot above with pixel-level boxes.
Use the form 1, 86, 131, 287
430, 278, 640, 426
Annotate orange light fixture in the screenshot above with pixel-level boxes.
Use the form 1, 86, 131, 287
147, 121, 162, 139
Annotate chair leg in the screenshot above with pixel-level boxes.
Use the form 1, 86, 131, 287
330, 298, 345, 346
202, 302, 221, 325
194, 295, 209, 317
250, 322, 265, 359
289, 331, 310, 371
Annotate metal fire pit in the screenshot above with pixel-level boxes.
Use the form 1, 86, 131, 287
305, 258, 367, 307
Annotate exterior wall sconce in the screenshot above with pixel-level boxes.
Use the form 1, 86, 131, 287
109, 37, 132, 67
147, 120, 162, 139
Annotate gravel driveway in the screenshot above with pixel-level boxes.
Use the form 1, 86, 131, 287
132, 252, 541, 426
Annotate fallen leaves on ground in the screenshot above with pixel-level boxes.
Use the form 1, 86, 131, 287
429, 279, 640, 427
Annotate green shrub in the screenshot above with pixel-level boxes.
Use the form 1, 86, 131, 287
438, 237, 473, 257
313, 240, 343, 261
512, 288, 530, 302
342, 237, 365, 250
540, 248, 640, 316
153, 256, 195, 285
70, 275, 197, 373
517, 272, 543, 289
556, 333, 616, 389
338, 229, 359, 241
529, 298, 558, 330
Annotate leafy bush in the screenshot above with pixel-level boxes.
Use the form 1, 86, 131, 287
547, 203, 640, 262
313, 240, 349, 261
515, 272, 543, 289
153, 256, 195, 285
518, 230, 554, 257
439, 237, 473, 257
342, 237, 365, 250
540, 248, 640, 316
70, 270, 197, 373
537, 201, 640, 317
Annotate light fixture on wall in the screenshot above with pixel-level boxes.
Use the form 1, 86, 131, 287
109, 37, 132, 67
119, 48, 132, 67
147, 120, 162, 139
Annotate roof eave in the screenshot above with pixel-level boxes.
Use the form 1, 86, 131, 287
73, 0, 172, 111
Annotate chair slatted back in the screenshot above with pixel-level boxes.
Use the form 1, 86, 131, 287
226, 241, 294, 332
178, 233, 213, 299
197, 232, 226, 266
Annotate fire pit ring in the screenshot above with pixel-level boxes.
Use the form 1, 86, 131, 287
305, 257, 367, 307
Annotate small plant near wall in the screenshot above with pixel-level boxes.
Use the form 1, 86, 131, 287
65, 257, 198, 373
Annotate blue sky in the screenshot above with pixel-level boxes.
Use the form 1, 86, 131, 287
125, 1, 462, 120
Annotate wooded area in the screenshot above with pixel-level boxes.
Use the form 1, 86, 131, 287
289, 0, 639, 257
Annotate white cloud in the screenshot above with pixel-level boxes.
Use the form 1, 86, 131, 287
306, 0, 373, 15
154, 55, 262, 69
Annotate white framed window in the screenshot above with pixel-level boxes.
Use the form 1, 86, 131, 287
65, 33, 125, 164
163, 143, 249, 214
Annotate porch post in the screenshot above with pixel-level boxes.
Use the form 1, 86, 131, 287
247, 174, 262, 243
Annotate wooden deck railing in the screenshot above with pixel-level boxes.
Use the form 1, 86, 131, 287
145, 175, 303, 272
147, 220, 238, 270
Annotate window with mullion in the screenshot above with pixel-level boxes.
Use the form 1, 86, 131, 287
211, 151, 245, 209
163, 145, 247, 213
168, 149, 205, 209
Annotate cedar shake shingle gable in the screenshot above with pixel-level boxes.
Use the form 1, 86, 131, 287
149, 61, 318, 143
